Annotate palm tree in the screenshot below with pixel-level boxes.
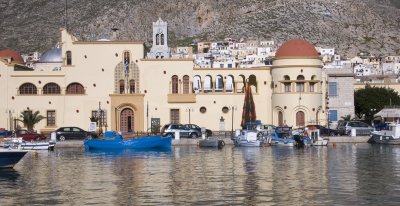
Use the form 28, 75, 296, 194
18, 110, 45, 132
340, 115, 352, 121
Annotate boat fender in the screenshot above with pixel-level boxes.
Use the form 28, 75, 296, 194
218, 140, 225, 149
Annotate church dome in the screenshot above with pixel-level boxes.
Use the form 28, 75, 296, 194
0, 48, 24, 64
39, 47, 62, 63
275, 39, 318, 58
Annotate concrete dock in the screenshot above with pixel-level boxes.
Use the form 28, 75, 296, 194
54, 135, 371, 148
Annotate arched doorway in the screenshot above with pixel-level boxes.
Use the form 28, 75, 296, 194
120, 108, 134, 132
278, 111, 283, 126
296, 111, 305, 127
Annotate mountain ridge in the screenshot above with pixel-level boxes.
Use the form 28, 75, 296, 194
0, 0, 399, 57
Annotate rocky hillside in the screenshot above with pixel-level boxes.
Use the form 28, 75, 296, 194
0, 0, 399, 57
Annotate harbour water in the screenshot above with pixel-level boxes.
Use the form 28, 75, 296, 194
1, 144, 400, 205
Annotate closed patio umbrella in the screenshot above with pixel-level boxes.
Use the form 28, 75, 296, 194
241, 82, 256, 128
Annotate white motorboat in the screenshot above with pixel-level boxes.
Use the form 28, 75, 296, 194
3, 137, 55, 150
232, 129, 264, 147
369, 123, 400, 144
305, 126, 329, 146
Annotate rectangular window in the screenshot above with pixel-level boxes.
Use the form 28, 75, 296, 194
47, 110, 56, 126
329, 110, 338, 121
309, 83, 315, 92
296, 83, 304, 92
228, 64, 232, 68
170, 109, 180, 124
284, 83, 291, 92
328, 82, 337, 96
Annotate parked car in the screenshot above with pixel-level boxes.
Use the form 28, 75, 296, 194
54, 127, 97, 141
161, 123, 212, 138
184, 124, 213, 137
306, 124, 338, 136
5, 129, 46, 141
336, 121, 374, 136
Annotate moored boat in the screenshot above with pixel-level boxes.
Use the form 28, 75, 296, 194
0, 148, 28, 168
271, 126, 296, 147
369, 123, 400, 144
305, 125, 329, 146
84, 131, 172, 149
3, 137, 55, 150
232, 121, 269, 147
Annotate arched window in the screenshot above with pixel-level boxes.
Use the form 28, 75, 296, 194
239, 74, 246, 93
215, 75, 223, 92
161, 34, 164, 45
284, 75, 291, 92
249, 75, 257, 87
296, 111, 305, 127
156, 34, 160, 45
19, 83, 37, 95
193, 75, 202, 93
310, 75, 316, 92
66, 51, 72, 65
43, 83, 61, 94
296, 75, 305, 92
119, 80, 125, 94
124, 51, 130, 75
226, 75, 234, 93
183, 75, 189, 94
172, 75, 179, 94
129, 79, 135, 94
66, 83, 85, 94
204, 75, 212, 93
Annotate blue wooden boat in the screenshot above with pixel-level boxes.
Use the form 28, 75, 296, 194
84, 131, 172, 150
0, 149, 28, 168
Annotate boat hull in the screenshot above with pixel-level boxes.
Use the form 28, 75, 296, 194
369, 133, 400, 145
84, 136, 172, 149
233, 140, 262, 147
21, 142, 55, 150
311, 140, 329, 146
0, 150, 28, 168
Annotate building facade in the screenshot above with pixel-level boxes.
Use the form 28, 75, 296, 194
0, 22, 331, 134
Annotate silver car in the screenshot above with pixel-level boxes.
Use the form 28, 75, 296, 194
161, 123, 201, 138
336, 121, 374, 136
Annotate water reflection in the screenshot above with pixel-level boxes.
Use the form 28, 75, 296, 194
1, 144, 400, 205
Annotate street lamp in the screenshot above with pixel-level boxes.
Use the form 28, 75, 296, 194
186, 107, 193, 124
98, 102, 103, 135
229, 105, 237, 137
370, 108, 377, 126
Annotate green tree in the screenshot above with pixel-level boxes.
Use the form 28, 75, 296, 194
18, 110, 45, 132
354, 85, 400, 121
340, 114, 352, 121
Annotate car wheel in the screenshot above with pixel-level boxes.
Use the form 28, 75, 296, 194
346, 131, 351, 136
329, 132, 336, 137
167, 133, 174, 138
190, 133, 198, 138
87, 134, 93, 140
35, 136, 41, 141
59, 135, 66, 141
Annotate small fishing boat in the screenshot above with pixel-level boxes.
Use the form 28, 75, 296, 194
84, 131, 172, 150
0, 148, 28, 168
270, 126, 296, 147
232, 121, 270, 147
369, 123, 400, 144
305, 125, 329, 146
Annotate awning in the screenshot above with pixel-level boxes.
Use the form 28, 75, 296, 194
375, 108, 400, 118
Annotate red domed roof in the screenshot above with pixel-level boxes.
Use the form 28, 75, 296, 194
0, 48, 24, 64
275, 39, 318, 58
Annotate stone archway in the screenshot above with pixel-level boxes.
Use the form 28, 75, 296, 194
120, 108, 134, 132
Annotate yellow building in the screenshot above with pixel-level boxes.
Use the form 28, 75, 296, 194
0, 25, 328, 134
